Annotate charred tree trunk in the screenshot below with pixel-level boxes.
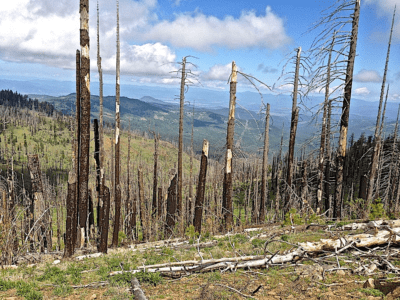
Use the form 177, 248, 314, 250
188, 104, 194, 225
98, 186, 110, 253
165, 173, 177, 237
222, 61, 237, 231
94, 119, 100, 226
324, 98, 332, 215
125, 123, 131, 236
152, 133, 158, 217
259, 103, 270, 223
285, 108, 299, 210
78, 0, 90, 246
138, 167, 148, 242
317, 35, 335, 213
28, 155, 46, 252
112, 0, 121, 248
334, 0, 360, 220
96, 0, 106, 250
64, 178, 77, 257
74, 49, 81, 248
285, 47, 301, 212
193, 140, 209, 234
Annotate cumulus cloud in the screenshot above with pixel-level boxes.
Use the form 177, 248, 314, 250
100, 42, 176, 76
0, 0, 78, 68
354, 69, 382, 83
202, 63, 234, 81
142, 7, 291, 51
0, 0, 290, 82
354, 87, 371, 96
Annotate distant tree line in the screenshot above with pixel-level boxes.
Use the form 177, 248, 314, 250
0, 89, 56, 116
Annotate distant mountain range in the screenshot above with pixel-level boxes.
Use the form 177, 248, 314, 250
1, 78, 398, 157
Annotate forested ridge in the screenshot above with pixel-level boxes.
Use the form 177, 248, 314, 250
0, 89, 56, 116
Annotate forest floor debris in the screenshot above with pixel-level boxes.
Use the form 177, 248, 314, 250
2, 221, 400, 299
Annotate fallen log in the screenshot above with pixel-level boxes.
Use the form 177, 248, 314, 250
76, 252, 103, 261
109, 249, 305, 276
336, 220, 400, 231
300, 225, 400, 252
131, 277, 147, 300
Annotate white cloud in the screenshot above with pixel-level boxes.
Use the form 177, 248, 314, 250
202, 63, 234, 81
0, 0, 78, 68
0, 0, 158, 68
0, 0, 290, 84
100, 42, 176, 76
142, 7, 291, 51
391, 93, 400, 101
354, 87, 371, 96
354, 69, 382, 83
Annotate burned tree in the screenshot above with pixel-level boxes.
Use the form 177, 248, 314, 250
334, 0, 360, 219
222, 61, 237, 231
259, 103, 270, 224
78, 0, 90, 246
112, 0, 121, 248
193, 139, 209, 234
177, 57, 186, 235
284, 47, 301, 212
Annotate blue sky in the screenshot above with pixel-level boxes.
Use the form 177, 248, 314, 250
0, 0, 399, 102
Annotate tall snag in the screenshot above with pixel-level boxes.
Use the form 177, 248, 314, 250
334, 0, 360, 220
193, 139, 209, 234
112, 0, 121, 248
222, 61, 237, 231
73, 49, 81, 249
259, 103, 270, 224
285, 47, 301, 212
96, 0, 106, 247
177, 57, 186, 235
366, 7, 396, 209
78, 0, 90, 246
317, 34, 335, 213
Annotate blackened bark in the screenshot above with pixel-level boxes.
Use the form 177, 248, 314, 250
112, 0, 121, 248
64, 180, 77, 257
75, 49, 81, 247
158, 187, 163, 219
317, 35, 335, 213
285, 108, 299, 210
165, 174, 177, 237
98, 186, 110, 253
285, 47, 301, 212
152, 133, 158, 216
79, 0, 90, 244
88, 189, 94, 235
193, 140, 209, 234
138, 167, 148, 242
259, 103, 270, 223
94, 119, 100, 226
